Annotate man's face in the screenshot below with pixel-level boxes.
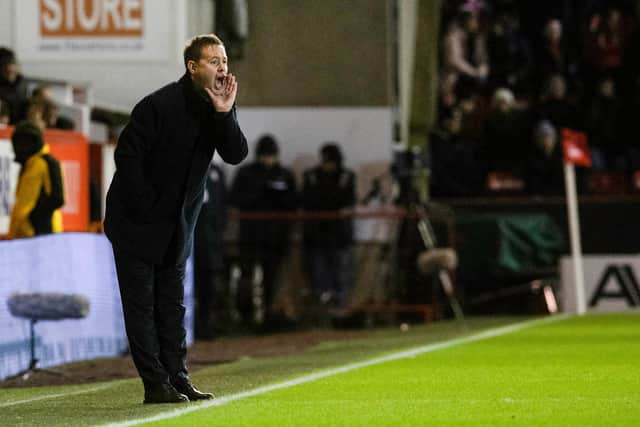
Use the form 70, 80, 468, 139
495, 99, 512, 114
607, 9, 621, 31
600, 79, 615, 98
549, 76, 566, 99
189, 44, 228, 91
540, 134, 556, 155
26, 105, 46, 131
463, 13, 479, 33
546, 19, 562, 42
258, 154, 277, 168
321, 160, 337, 173
0, 62, 18, 82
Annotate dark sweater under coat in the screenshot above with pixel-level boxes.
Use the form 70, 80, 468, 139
104, 73, 248, 264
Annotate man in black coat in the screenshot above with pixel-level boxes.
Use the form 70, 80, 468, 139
104, 34, 248, 404
229, 135, 297, 328
302, 143, 356, 307
0, 47, 28, 125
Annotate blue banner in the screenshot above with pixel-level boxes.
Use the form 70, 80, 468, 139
0, 233, 194, 380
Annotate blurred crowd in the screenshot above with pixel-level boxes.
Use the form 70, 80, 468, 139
432, 0, 640, 197
0, 47, 75, 131
193, 135, 360, 336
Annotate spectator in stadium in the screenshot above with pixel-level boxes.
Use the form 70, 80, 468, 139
429, 107, 486, 198
193, 162, 229, 339
486, 6, 534, 96
27, 84, 76, 130
24, 98, 58, 131
441, 4, 489, 96
585, 6, 628, 91
586, 75, 623, 171
533, 18, 580, 94
526, 120, 564, 195
302, 143, 356, 308
535, 73, 582, 131
103, 34, 248, 404
621, 3, 640, 94
483, 87, 530, 180
8, 121, 64, 238
0, 47, 28, 125
229, 135, 297, 329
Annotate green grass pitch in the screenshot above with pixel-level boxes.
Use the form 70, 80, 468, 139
2, 313, 639, 426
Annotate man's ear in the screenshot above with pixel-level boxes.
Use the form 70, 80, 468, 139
187, 60, 197, 75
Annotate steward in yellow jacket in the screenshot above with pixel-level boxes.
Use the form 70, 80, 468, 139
9, 121, 64, 238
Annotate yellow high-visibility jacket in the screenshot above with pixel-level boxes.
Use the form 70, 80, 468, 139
9, 144, 63, 238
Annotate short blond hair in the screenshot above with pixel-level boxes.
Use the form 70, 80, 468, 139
183, 34, 223, 70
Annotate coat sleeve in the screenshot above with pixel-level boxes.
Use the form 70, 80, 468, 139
211, 105, 248, 165
113, 96, 158, 220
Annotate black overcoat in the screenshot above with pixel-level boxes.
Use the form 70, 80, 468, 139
104, 73, 248, 264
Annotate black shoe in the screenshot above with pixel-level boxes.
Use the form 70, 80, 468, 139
143, 383, 189, 404
171, 379, 214, 401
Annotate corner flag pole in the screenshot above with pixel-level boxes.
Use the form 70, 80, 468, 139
562, 128, 590, 315
563, 162, 586, 315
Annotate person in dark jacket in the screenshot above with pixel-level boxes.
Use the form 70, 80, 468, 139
193, 162, 229, 339
103, 34, 248, 404
535, 74, 582, 131
483, 87, 530, 179
526, 120, 564, 195
429, 107, 486, 198
229, 135, 297, 327
302, 143, 356, 307
486, 7, 534, 96
0, 47, 28, 125
585, 75, 623, 171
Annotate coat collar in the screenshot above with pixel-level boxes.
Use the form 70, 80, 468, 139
180, 73, 212, 115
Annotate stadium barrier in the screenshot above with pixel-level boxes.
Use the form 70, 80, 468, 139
561, 255, 640, 313
0, 233, 194, 381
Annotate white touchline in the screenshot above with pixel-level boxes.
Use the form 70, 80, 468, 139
0, 382, 118, 408
103, 314, 572, 427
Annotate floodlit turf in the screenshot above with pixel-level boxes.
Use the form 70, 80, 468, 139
1, 314, 638, 426
0, 317, 511, 426
145, 314, 640, 427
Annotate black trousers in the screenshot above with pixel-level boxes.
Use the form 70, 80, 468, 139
113, 248, 188, 388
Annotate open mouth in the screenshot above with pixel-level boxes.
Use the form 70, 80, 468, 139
214, 75, 226, 89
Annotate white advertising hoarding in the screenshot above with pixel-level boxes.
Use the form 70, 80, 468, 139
561, 255, 640, 313
0, 233, 195, 380
0, 136, 20, 235
16, 0, 175, 61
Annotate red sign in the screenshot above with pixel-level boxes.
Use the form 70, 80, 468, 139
47, 129, 90, 232
39, 0, 144, 38
562, 128, 591, 167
